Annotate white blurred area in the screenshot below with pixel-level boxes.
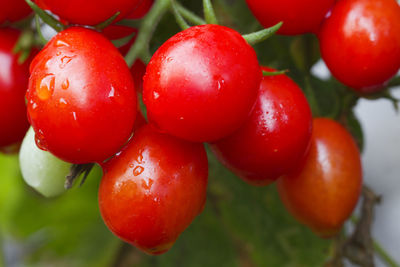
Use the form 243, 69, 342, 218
312, 60, 400, 265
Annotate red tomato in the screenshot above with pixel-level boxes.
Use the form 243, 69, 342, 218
319, 0, 400, 92
245, 0, 335, 35
27, 27, 137, 164
211, 67, 312, 186
0, 0, 32, 23
0, 28, 32, 149
37, 0, 144, 25
99, 124, 208, 255
128, 0, 153, 19
277, 118, 362, 237
143, 24, 261, 142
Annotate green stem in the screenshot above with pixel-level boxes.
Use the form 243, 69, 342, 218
262, 69, 287, 76
170, 0, 190, 30
35, 15, 48, 45
304, 76, 321, 117
175, 2, 206, 25
124, 0, 171, 66
25, 0, 65, 32
242, 22, 282, 46
374, 241, 400, 267
95, 12, 121, 30
203, 0, 218, 25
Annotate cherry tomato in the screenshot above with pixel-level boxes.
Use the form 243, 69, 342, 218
99, 124, 208, 255
277, 118, 362, 237
211, 67, 312, 186
0, 28, 32, 149
19, 128, 70, 198
143, 24, 261, 142
128, 0, 153, 19
245, 0, 335, 35
27, 27, 137, 164
319, 0, 400, 92
0, 0, 32, 23
37, 0, 144, 25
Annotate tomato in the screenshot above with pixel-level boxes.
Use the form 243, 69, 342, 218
128, 0, 153, 19
0, 28, 32, 149
319, 0, 400, 92
19, 128, 70, 198
277, 118, 362, 237
0, 0, 32, 23
37, 0, 144, 25
27, 27, 137, 164
211, 67, 312, 186
143, 24, 261, 142
245, 0, 335, 35
99, 124, 208, 255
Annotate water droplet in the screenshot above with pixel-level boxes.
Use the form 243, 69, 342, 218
137, 151, 144, 164
273, 149, 278, 153
60, 56, 73, 69
108, 85, 115, 98
56, 51, 61, 56
36, 74, 55, 101
153, 91, 159, 100
133, 166, 144, 176
179, 117, 184, 120
72, 111, 77, 121
61, 79, 69, 90
141, 178, 154, 190
166, 57, 173, 62
35, 130, 48, 151
59, 98, 68, 108
217, 79, 225, 90
55, 40, 70, 47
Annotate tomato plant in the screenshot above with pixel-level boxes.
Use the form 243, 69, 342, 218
0, 28, 32, 149
319, 0, 400, 92
26, 27, 137, 164
245, 0, 335, 35
211, 67, 312, 186
99, 124, 208, 255
277, 118, 362, 237
143, 24, 261, 142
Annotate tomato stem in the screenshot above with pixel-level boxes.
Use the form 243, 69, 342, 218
262, 69, 287, 76
124, 0, 171, 66
174, 1, 206, 26
25, 0, 66, 32
242, 22, 282, 46
170, 0, 190, 30
203, 0, 218, 25
94, 12, 121, 30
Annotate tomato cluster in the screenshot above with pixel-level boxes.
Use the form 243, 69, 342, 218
1, 0, 381, 256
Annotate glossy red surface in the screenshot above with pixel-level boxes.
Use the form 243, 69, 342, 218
278, 118, 362, 237
38, 0, 143, 25
319, 0, 400, 92
211, 67, 312, 186
27, 27, 137, 164
143, 24, 261, 142
0, 0, 32, 23
245, 0, 335, 35
0, 29, 31, 148
99, 124, 208, 255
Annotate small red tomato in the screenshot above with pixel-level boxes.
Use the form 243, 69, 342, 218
211, 67, 312, 186
0, 28, 32, 149
128, 0, 153, 19
27, 27, 137, 164
0, 0, 32, 23
143, 24, 261, 142
99, 124, 208, 255
319, 0, 400, 92
245, 0, 335, 35
37, 0, 144, 25
277, 118, 362, 237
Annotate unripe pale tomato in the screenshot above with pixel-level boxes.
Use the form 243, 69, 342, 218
277, 118, 362, 237
99, 124, 208, 254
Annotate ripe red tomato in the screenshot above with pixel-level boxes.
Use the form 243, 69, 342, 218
0, 28, 32, 149
143, 24, 261, 142
319, 0, 400, 92
128, 0, 153, 19
99, 124, 208, 255
0, 0, 32, 23
37, 0, 144, 25
277, 118, 362, 237
211, 67, 312, 186
245, 0, 335, 35
27, 27, 137, 164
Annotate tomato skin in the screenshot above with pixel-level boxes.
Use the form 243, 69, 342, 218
245, 0, 335, 35
99, 124, 208, 255
0, 28, 32, 148
319, 0, 400, 92
27, 27, 137, 164
0, 0, 32, 23
211, 68, 312, 186
143, 24, 261, 142
277, 118, 362, 237
37, 0, 143, 25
